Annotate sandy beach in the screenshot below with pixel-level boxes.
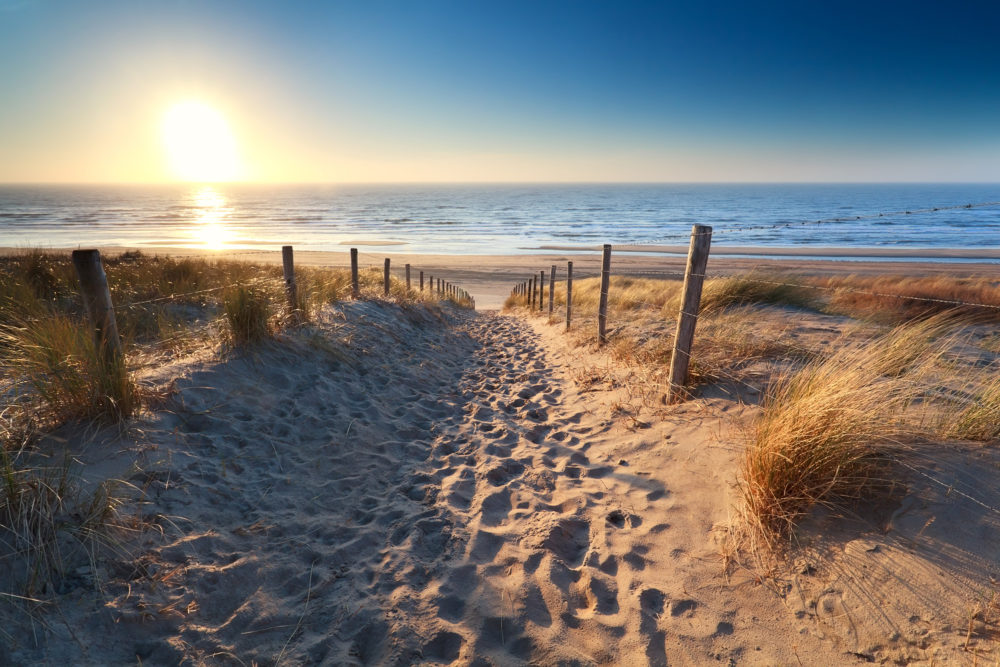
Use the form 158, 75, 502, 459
1, 246, 998, 665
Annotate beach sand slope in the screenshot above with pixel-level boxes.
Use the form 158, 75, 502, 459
9, 305, 869, 665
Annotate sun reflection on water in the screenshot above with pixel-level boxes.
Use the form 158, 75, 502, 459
190, 187, 232, 249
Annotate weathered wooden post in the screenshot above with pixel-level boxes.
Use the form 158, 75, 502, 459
405, 264, 411, 290
548, 265, 556, 316
529, 277, 536, 310
281, 245, 299, 319
420, 270, 425, 291
71, 249, 123, 364
667, 225, 713, 403
539, 270, 546, 310
383, 258, 391, 296
351, 248, 360, 298
566, 261, 573, 330
598, 244, 612, 345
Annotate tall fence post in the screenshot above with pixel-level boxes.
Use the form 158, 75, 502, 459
405, 264, 411, 290
351, 248, 360, 298
539, 270, 546, 310
282, 245, 298, 317
383, 258, 391, 296
530, 277, 536, 310
420, 270, 424, 291
71, 249, 123, 364
667, 225, 713, 403
598, 244, 612, 345
548, 264, 556, 316
566, 261, 573, 330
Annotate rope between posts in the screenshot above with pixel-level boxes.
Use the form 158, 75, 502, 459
535, 270, 1000, 312
721, 276, 1000, 311
123, 276, 284, 308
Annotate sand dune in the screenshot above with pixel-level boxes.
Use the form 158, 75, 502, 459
5, 292, 999, 665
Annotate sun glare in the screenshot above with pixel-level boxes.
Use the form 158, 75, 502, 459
191, 186, 233, 249
162, 101, 241, 182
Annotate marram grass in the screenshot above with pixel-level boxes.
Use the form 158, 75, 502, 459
736, 319, 951, 542
0, 312, 138, 423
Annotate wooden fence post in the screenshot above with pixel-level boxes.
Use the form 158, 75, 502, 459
566, 261, 573, 330
281, 245, 298, 317
383, 258, 391, 296
351, 248, 359, 298
71, 249, 122, 364
548, 265, 556, 316
405, 264, 411, 290
530, 277, 536, 310
539, 270, 546, 310
420, 270, 424, 291
667, 225, 713, 403
598, 244, 612, 345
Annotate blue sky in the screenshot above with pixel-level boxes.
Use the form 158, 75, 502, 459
1, 0, 998, 182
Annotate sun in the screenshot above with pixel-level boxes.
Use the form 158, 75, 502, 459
162, 101, 242, 182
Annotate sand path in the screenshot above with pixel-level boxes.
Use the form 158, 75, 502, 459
14, 305, 860, 666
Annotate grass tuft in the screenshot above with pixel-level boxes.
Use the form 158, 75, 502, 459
223, 285, 273, 346
944, 375, 1000, 441
1, 312, 138, 423
736, 320, 949, 542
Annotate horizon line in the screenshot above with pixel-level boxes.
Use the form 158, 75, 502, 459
2, 180, 1000, 187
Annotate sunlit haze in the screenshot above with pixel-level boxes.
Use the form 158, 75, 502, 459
162, 102, 242, 182
0, 1, 998, 183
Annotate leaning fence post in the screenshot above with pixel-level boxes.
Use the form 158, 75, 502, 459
282, 245, 298, 317
351, 248, 360, 298
383, 258, 391, 296
667, 225, 713, 403
566, 261, 573, 330
598, 244, 612, 345
71, 249, 123, 364
405, 264, 411, 290
548, 265, 556, 316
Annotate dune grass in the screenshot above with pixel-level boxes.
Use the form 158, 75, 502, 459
736, 319, 950, 542
815, 274, 1000, 323
223, 285, 274, 346
0, 312, 139, 423
0, 438, 132, 598
0, 249, 469, 604
943, 374, 1000, 441
696, 274, 818, 313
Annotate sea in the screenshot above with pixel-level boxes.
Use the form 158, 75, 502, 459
0, 183, 998, 260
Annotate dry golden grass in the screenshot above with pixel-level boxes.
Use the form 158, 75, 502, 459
509, 274, 816, 393
508, 272, 1000, 553
223, 285, 274, 346
736, 319, 952, 543
815, 274, 1000, 323
0, 312, 138, 424
943, 374, 1000, 441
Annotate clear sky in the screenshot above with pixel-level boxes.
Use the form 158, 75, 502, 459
1, 0, 998, 183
